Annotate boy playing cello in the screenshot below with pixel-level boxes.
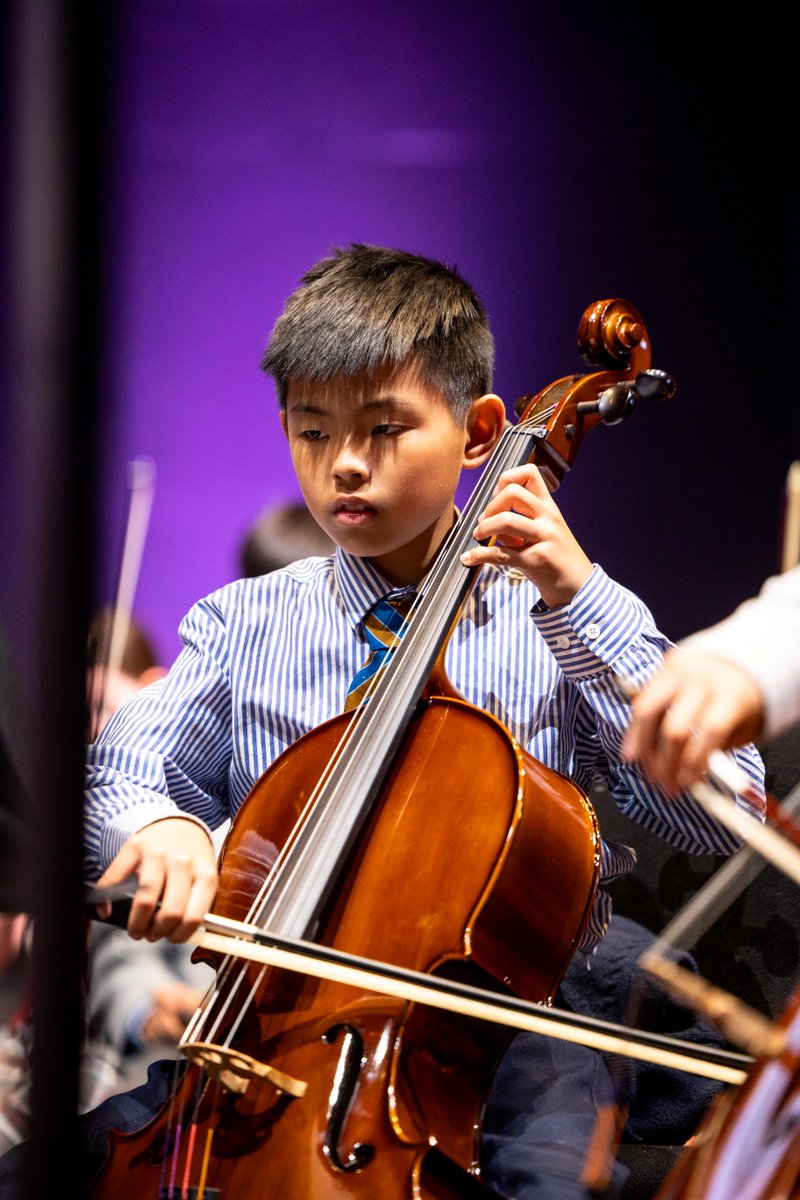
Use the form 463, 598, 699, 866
20, 246, 767, 1198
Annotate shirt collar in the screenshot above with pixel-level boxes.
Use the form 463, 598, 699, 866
333, 549, 395, 629
333, 549, 419, 630
332, 506, 462, 628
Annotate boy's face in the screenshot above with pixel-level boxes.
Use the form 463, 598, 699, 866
282, 363, 481, 585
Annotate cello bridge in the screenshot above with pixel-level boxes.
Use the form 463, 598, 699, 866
180, 1040, 307, 1098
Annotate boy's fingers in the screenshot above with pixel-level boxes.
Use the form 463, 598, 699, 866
485, 480, 546, 522
474, 510, 537, 548
164, 868, 218, 943
93, 848, 145, 920
494, 464, 550, 499
95, 845, 142, 892
127, 864, 168, 939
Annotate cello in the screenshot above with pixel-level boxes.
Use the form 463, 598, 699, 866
87, 299, 678, 1199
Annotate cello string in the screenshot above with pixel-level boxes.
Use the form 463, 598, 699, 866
166, 1099, 186, 1199
156, 1057, 184, 1200
180, 1074, 214, 1199
181, 1120, 200, 1198
182, 952, 267, 1056
181, 967, 251, 1048
197, 1110, 218, 1200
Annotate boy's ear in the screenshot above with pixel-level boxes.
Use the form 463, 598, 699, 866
279, 410, 288, 437
463, 394, 507, 469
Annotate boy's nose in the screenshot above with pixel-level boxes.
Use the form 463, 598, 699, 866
332, 444, 370, 482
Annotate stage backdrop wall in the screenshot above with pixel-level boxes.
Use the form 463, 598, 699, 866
96, 1, 798, 666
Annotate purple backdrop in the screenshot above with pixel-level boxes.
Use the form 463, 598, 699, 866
96, 1, 798, 665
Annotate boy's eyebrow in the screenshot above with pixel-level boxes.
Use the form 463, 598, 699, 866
360, 395, 414, 411
286, 401, 328, 415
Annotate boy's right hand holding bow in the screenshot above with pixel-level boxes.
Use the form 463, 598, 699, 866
93, 816, 219, 943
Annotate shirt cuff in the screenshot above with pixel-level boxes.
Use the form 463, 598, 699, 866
99, 806, 214, 874
530, 565, 647, 678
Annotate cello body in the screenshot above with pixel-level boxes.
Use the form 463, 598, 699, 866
88, 701, 600, 1198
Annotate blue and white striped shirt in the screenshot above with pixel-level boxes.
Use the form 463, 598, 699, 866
85, 551, 765, 950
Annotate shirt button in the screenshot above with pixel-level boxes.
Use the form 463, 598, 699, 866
585, 622, 601, 641
556, 635, 571, 649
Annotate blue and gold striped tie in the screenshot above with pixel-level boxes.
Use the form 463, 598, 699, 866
344, 592, 416, 710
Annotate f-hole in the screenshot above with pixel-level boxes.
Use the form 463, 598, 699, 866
322, 1023, 375, 1172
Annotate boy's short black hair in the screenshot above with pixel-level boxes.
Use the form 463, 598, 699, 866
261, 244, 494, 421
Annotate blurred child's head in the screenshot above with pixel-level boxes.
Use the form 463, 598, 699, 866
240, 501, 334, 577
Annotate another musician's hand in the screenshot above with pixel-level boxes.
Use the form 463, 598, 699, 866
621, 648, 765, 792
460, 464, 593, 608
94, 817, 218, 943
139, 980, 206, 1044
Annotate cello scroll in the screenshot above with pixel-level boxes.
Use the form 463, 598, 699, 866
514, 297, 676, 492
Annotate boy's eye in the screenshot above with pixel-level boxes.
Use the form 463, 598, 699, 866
300, 428, 327, 441
372, 423, 402, 436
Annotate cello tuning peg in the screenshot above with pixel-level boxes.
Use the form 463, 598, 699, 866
635, 368, 677, 402
596, 383, 637, 425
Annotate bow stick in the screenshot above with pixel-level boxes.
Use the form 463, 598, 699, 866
81, 879, 748, 1085
183, 912, 750, 1083
87, 455, 156, 740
